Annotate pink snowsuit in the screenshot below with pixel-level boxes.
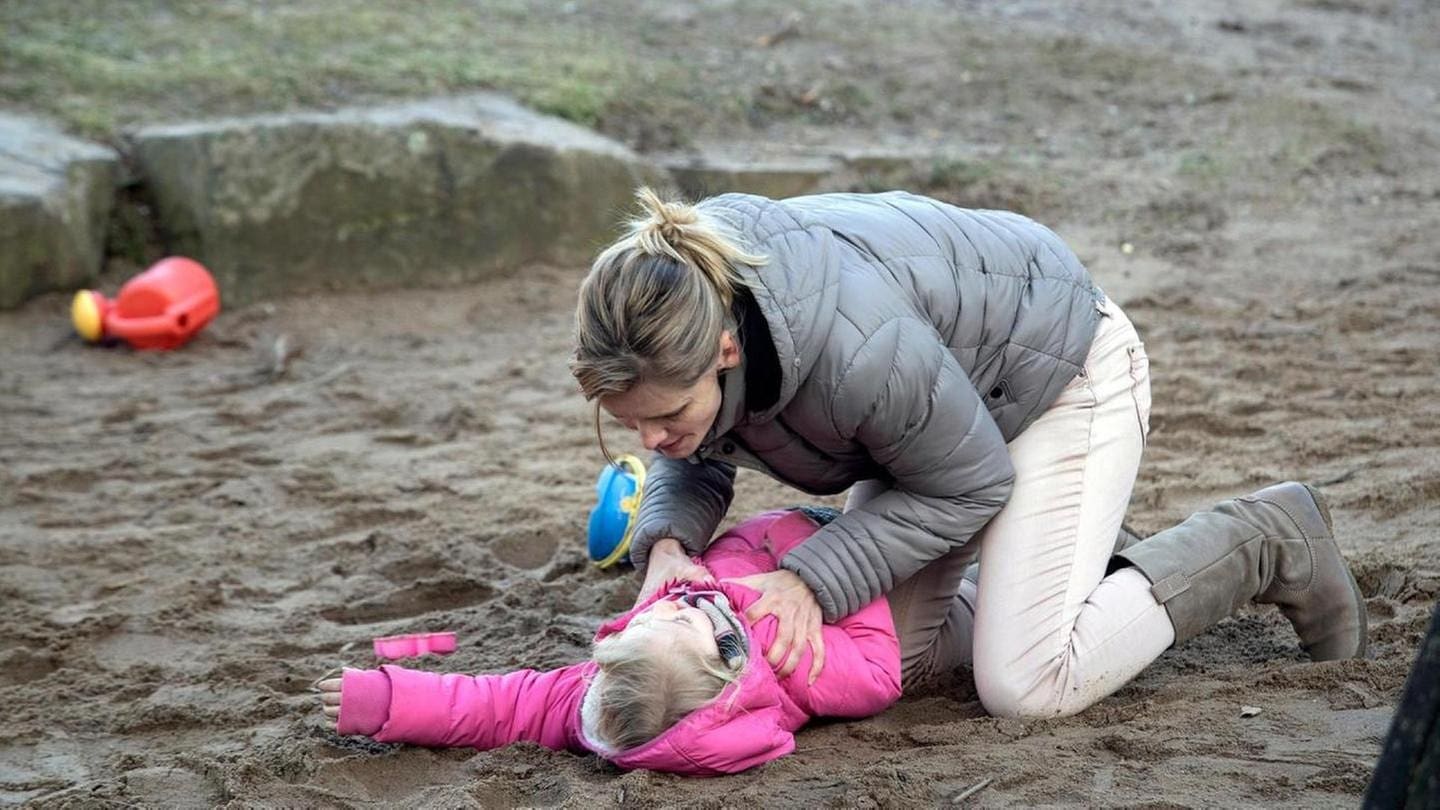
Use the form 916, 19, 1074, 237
337, 509, 902, 775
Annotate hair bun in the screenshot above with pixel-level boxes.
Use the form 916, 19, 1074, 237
573, 185, 769, 400
635, 187, 698, 256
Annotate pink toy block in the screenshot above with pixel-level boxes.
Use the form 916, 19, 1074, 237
373, 632, 457, 660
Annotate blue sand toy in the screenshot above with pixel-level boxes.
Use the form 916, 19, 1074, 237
587, 454, 647, 568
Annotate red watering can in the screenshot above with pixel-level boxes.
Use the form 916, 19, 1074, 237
72, 257, 220, 350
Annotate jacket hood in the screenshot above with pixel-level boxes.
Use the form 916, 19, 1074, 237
699, 193, 842, 429
578, 578, 795, 776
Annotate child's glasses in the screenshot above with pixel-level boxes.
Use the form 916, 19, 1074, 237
682, 592, 748, 671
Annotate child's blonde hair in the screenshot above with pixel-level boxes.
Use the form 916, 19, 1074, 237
590, 626, 739, 750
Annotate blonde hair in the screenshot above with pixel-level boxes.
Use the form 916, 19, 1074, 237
590, 627, 738, 750
571, 187, 768, 403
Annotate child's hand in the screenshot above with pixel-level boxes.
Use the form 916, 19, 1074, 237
318, 677, 342, 728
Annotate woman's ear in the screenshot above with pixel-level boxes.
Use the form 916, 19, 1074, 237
717, 330, 741, 372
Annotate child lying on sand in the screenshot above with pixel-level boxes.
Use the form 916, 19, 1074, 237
318, 508, 901, 775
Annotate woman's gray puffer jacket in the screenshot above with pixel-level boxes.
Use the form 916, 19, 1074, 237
628, 191, 1105, 622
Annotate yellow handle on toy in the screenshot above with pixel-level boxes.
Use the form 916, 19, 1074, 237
594, 454, 647, 569
72, 290, 105, 342
616, 454, 647, 512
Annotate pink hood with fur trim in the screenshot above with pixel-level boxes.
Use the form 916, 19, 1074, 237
337, 509, 902, 775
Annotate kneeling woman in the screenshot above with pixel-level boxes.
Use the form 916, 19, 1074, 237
319, 508, 900, 775
570, 188, 1366, 718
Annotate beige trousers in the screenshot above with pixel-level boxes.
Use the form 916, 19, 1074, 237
855, 297, 1175, 718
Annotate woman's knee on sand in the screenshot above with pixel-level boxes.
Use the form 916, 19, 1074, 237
971, 566, 1169, 720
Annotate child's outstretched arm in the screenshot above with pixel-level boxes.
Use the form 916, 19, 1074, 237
319, 662, 593, 752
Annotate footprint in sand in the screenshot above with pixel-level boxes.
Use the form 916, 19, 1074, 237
0, 647, 59, 686
21, 467, 100, 493
319, 578, 495, 625
91, 632, 207, 672
1159, 410, 1265, 438
489, 529, 559, 570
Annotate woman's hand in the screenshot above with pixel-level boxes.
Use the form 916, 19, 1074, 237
635, 538, 710, 606
728, 569, 825, 684
318, 677, 342, 728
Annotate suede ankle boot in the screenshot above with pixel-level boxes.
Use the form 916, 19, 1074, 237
1115, 482, 1367, 660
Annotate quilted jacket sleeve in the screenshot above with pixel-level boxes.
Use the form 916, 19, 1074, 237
781, 318, 1015, 621
627, 455, 737, 572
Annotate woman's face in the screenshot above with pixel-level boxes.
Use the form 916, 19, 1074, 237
600, 376, 722, 459
599, 332, 739, 460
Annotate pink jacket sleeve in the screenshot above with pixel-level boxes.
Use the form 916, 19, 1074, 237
791, 597, 903, 718
338, 663, 593, 752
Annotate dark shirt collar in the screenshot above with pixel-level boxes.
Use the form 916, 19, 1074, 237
692, 288, 779, 461
696, 315, 747, 458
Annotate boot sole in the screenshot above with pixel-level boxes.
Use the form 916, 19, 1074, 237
1302, 483, 1369, 660
1302, 483, 1335, 535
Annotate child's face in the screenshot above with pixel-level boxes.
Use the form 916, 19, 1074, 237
621, 598, 720, 658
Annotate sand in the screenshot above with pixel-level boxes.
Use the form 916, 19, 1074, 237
3, 0, 1440, 807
